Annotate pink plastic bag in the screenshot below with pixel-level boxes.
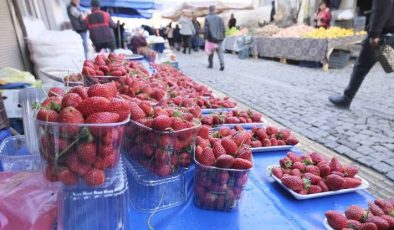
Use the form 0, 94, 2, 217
205, 40, 218, 55
0, 172, 60, 230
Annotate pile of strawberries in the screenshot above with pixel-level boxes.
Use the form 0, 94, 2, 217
36, 83, 130, 187
271, 152, 362, 195
250, 126, 299, 147
200, 109, 263, 127
116, 75, 167, 102
124, 102, 201, 177
325, 198, 394, 230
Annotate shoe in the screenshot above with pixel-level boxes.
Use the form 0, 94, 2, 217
220, 66, 224, 71
328, 95, 352, 109
207, 65, 213, 69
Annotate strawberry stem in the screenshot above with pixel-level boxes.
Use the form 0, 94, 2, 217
55, 127, 92, 162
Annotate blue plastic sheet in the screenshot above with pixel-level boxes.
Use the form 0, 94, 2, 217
128, 147, 375, 229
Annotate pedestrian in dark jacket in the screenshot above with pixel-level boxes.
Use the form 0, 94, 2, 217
205, 5, 226, 71
86, 0, 117, 52
329, 0, 394, 108
173, 25, 182, 51
67, 0, 88, 59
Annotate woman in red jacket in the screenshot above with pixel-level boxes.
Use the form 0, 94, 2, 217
315, 1, 332, 29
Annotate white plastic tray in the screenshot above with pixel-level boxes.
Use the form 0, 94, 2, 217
323, 218, 334, 230
125, 54, 144, 60
211, 122, 267, 130
251, 145, 297, 153
267, 165, 369, 200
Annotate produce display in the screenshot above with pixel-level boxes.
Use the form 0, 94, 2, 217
250, 126, 298, 147
253, 24, 282, 37
325, 198, 394, 230
194, 127, 253, 211
35, 83, 129, 187
225, 27, 240, 36
271, 152, 363, 194
200, 109, 263, 127
272, 24, 314, 38
305, 27, 367, 39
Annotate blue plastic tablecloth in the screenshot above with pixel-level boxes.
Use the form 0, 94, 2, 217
128, 147, 375, 230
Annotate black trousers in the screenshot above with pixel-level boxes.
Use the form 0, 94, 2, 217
343, 38, 377, 99
94, 41, 115, 53
182, 35, 192, 53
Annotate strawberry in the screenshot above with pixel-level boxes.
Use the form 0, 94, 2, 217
304, 165, 320, 176
302, 155, 314, 165
250, 112, 262, 122
291, 161, 305, 171
45, 165, 58, 182
152, 88, 166, 101
276, 129, 290, 140
62, 93, 82, 108
218, 127, 232, 137
203, 192, 217, 208
129, 102, 146, 121
155, 165, 172, 177
237, 146, 252, 161
86, 112, 120, 124
77, 143, 97, 164
318, 163, 331, 178
232, 158, 252, 170
212, 141, 226, 158
69, 86, 88, 99
359, 222, 378, 230
196, 147, 215, 166
196, 136, 210, 149
58, 168, 78, 185
65, 153, 82, 174
344, 177, 362, 189
201, 115, 214, 126
41, 96, 62, 111
345, 205, 366, 222
137, 117, 153, 127
329, 157, 344, 173
255, 128, 268, 140
87, 82, 117, 99
344, 165, 359, 177
171, 117, 189, 131
104, 152, 118, 168
94, 55, 106, 66
287, 152, 301, 163
48, 87, 65, 97
266, 126, 278, 136
277, 140, 286, 145
303, 172, 321, 184
331, 171, 345, 177
232, 132, 249, 146
139, 101, 153, 116
271, 167, 284, 179
251, 140, 262, 147
281, 175, 304, 191
221, 138, 238, 155
197, 125, 210, 139
76, 163, 91, 176
381, 215, 394, 229
215, 155, 234, 168
318, 181, 329, 192
347, 220, 362, 229
84, 168, 105, 186
308, 185, 322, 194
77, 96, 110, 117
261, 138, 271, 147
286, 136, 299, 145
109, 98, 131, 121
280, 157, 292, 169
366, 216, 390, 230
325, 174, 345, 191
36, 109, 58, 122
374, 199, 394, 215
178, 152, 191, 167
369, 202, 385, 216
57, 106, 84, 135
290, 169, 302, 176
152, 115, 173, 131
310, 152, 326, 164
325, 210, 349, 230
270, 138, 278, 146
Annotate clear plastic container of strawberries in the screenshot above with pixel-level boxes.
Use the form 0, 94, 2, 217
193, 126, 254, 211
34, 83, 130, 188
123, 101, 201, 177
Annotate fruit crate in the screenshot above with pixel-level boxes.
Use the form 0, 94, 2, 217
0, 135, 40, 172
123, 119, 200, 177
58, 158, 130, 230
329, 50, 352, 69
124, 155, 187, 212
193, 155, 253, 211
34, 117, 129, 188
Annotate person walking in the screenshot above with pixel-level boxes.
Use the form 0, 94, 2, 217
314, 1, 331, 29
329, 0, 394, 109
205, 5, 226, 71
86, 0, 117, 52
192, 16, 201, 51
228, 13, 237, 29
67, 0, 88, 59
167, 23, 174, 48
179, 15, 195, 54
173, 24, 182, 51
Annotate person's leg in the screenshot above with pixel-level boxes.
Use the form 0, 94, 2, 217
187, 35, 192, 54
182, 35, 187, 53
216, 42, 225, 70
94, 43, 103, 53
208, 53, 214, 68
79, 32, 88, 59
329, 38, 377, 108
108, 41, 116, 51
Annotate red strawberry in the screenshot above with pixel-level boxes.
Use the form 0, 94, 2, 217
178, 152, 191, 167
77, 143, 97, 164
155, 165, 172, 177
237, 146, 252, 161
325, 174, 345, 191
232, 158, 252, 169
291, 161, 305, 171
287, 152, 302, 163
381, 215, 394, 229
303, 172, 321, 184
331, 171, 345, 177
152, 115, 173, 131
266, 126, 278, 136
87, 82, 117, 99
232, 132, 249, 146
48, 87, 65, 97
36, 109, 58, 122
369, 202, 385, 216
366, 216, 390, 230
276, 129, 291, 140
171, 117, 189, 131
201, 115, 214, 126
255, 128, 268, 140
302, 155, 314, 165
196, 136, 210, 149
69, 86, 88, 99
261, 138, 271, 147
318, 163, 331, 178
325, 210, 349, 230
86, 112, 120, 124
65, 153, 82, 174
215, 155, 234, 168
344, 165, 359, 177
359, 222, 378, 230
196, 147, 215, 166
271, 167, 284, 179
290, 169, 302, 177
77, 96, 110, 117
45, 165, 58, 182
281, 175, 304, 191
41, 96, 62, 111
318, 181, 329, 192
330, 157, 344, 173
139, 101, 153, 116
374, 199, 394, 215
305, 165, 320, 176
197, 125, 210, 139
270, 138, 278, 146
344, 177, 362, 189
62, 93, 82, 108
308, 185, 322, 194
218, 127, 232, 137
280, 157, 292, 169
345, 205, 366, 222
57, 106, 84, 134
129, 102, 146, 121
58, 168, 78, 185
221, 138, 238, 155
109, 98, 131, 121
286, 136, 299, 145
212, 141, 226, 158
310, 152, 326, 164
84, 168, 105, 186
251, 140, 262, 147
347, 220, 362, 229
76, 163, 91, 176
104, 152, 118, 168
277, 140, 286, 145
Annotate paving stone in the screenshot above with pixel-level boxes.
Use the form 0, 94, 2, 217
383, 158, 394, 166
357, 156, 382, 167
372, 163, 393, 174
386, 170, 394, 182
343, 150, 364, 160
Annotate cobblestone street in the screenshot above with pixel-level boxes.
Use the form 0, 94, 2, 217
177, 51, 394, 182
